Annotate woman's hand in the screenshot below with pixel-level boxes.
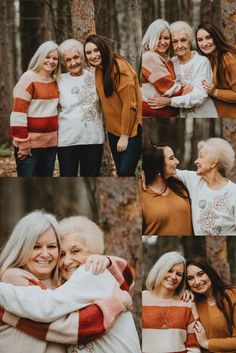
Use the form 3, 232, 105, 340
181, 289, 195, 302
85, 255, 110, 275
117, 135, 129, 152
182, 84, 193, 95
202, 80, 216, 96
18, 147, 31, 160
193, 320, 209, 349
147, 96, 170, 109
113, 283, 132, 311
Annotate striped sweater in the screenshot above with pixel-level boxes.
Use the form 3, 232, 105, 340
0, 257, 135, 353
10, 70, 59, 150
142, 51, 181, 118
142, 290, 200, 353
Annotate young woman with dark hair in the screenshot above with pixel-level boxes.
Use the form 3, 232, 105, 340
186, 256, 236, 352
196, 23, 236, 118
84, 34, 142, 176
141, 144, 193, 235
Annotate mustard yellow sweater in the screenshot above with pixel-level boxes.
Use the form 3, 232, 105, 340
95, 58, 142, 137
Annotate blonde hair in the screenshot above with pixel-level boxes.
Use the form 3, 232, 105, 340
0, 210, 61, 281
59, 39, 84, 62
142, 19, 170, 52
28, 41, 61, 79
198, 137, 235, 176
146, 251, 185, 298
59, 216, 104, 254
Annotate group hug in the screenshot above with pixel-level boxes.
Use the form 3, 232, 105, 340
142, 251, 236, 352
142, 20, 236, 118
11, 35, 142, 177
0, 210, 141, 353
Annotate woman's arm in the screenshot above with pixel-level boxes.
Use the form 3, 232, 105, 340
10, 72, 32, 157
0, 266, 122, 322
170, 58, 211, 109
186, 302, 201, 353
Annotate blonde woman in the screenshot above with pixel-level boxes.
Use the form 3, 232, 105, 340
10, 42, 60, 176
142, 251, 200, 353
0, 211, 130, 353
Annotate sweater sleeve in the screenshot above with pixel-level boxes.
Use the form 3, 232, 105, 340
215, 54, 236, 103
2, 296, 125, 345
186, 303, 201, 353
0, 267, 118, 322
10, 71, 32, 149
117, 60, 140, 136
208, 292, 236, 352
171, 58, 211, 108
108, 256, 134, 291
142, 52, 183, 97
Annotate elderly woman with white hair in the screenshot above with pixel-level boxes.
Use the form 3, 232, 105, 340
57, 39, 104, 176
149, 21, 218, 118
142, 19, 193, 118
10, 41, 60, 176
0, 215, 141, 353
177, 137, 236, 235
142, 251, 200, 353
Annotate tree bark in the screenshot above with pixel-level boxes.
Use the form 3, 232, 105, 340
70, 0, 96, 40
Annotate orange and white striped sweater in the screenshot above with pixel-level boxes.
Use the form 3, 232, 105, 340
10, 70, 59, 150
142, 290, 200, 353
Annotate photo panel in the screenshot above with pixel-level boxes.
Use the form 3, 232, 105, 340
142, 235, 236, 352
0, 177, 142, 348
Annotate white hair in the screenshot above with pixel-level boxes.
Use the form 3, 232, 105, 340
59, 39, 84, 62
0, 210, 60, 281
170, 21, 195, 44
59, 216, 104, 254
198, 137, 235, 176
28, 41, 61, 79
146, 251, 185, 298
142, 19, 170, 52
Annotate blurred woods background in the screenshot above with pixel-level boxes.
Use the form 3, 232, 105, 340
142, 0, 236, 181
142, 236, 236, 288
0, 177, 142, 333
0, 0, 142, 175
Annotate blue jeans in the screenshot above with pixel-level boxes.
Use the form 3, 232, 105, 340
108, 125, 142, 176
14, 147, 57, 177
58, 144, 103, 176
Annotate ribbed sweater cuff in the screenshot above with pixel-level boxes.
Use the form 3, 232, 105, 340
94, 295, 125, 329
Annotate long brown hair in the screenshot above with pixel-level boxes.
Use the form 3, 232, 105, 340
186, 256, 235, 332
196, 23, 236, 86
142, 144, 190, 199
84, 34, 121, 97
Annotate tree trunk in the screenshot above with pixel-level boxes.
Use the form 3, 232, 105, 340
205, 236, 230, 282
95, 177, 142, 334
70, 0, 96, 40
0, 0, 15, 145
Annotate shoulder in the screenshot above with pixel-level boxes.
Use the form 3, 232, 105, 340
143, 50, 164, 64
115, 57, 135, 75
223, 52, 236, 62
1, 268, 36, 286
193, 51, 210, 65
227, 180, 236, 191
225, 287, 236, 303
16, 70, 35, 87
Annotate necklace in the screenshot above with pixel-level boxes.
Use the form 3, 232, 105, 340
159, 306, 169, 329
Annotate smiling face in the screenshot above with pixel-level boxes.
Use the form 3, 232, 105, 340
23, 227, 59, 280
163, 146, 179, 178
39, 49, 59, 75
84, 42, 102, 67
186, 264, 212, 296
196, 29, 216, 56
63, 48, 83, 76
194, 147, 215, 176
59, 232, 90, 281
159, 263, 184, 294
171, 31, 191, 59
156, 29, 171, 56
